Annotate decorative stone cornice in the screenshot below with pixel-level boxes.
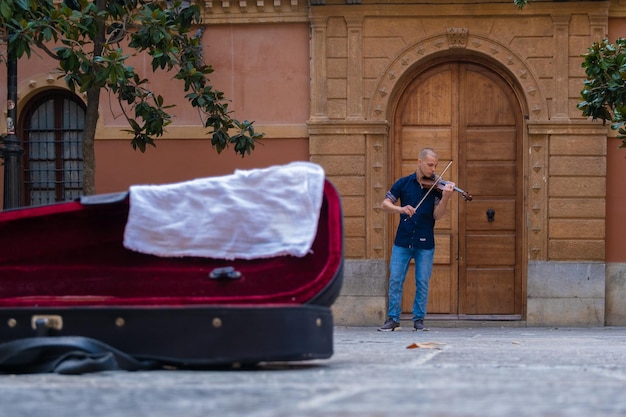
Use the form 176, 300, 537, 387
609, 0, 626, 17
198, 0, 308, 23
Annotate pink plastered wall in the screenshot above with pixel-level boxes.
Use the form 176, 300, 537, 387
98, 23, 310, 126
94, 22, 312, 191
0, 22, 311, 203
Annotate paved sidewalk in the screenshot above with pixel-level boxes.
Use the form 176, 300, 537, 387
1, 326, 625, 417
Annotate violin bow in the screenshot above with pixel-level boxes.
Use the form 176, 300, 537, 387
410, 160, 453, 213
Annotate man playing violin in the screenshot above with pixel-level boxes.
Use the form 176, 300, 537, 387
378, 147, 456, 331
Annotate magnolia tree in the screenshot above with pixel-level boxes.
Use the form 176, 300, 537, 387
0, 0, 263, 194
578, 38, 626, 149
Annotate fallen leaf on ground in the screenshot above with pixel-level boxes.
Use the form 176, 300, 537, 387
406, 342, 446, 349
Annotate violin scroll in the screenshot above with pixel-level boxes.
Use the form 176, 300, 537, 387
457, 188, 473, 201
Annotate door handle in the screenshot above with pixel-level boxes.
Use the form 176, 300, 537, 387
486, 209, 495, 222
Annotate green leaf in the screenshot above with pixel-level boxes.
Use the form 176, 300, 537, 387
0, 1, 12, 19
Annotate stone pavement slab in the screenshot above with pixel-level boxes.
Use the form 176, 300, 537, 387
0, 326, 625, 417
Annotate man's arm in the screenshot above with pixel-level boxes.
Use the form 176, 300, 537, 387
381, 197, 416, 217
433, 183, 455, 220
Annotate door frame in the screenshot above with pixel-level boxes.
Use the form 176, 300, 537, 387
386, 54, 529, 321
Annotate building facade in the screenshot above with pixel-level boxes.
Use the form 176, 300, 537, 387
2, 0, 626, 326
307, 0, 613, 327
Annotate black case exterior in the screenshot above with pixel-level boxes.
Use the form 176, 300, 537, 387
0, 304, 333, 367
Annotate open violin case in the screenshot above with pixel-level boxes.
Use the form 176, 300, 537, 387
0, 163, 343, 373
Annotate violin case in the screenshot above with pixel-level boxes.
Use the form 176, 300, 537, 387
0, 164, 343, 373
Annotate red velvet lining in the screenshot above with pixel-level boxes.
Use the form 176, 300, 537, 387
0, 181, 343, 307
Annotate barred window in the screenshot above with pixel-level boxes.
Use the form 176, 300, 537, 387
20, 90, 85, 206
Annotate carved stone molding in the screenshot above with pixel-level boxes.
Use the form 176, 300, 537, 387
447, 28, 468, 49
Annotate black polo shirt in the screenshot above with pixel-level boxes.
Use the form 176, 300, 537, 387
386, 172, 442, 249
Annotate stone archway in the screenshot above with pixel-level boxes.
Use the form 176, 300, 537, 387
363, 31, 539, 320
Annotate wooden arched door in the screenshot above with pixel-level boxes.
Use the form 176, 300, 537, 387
393, 61, 523, 319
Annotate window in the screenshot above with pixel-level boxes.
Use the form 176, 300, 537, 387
19, 90, 85, 206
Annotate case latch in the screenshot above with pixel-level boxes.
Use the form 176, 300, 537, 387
31, 315, 64, 332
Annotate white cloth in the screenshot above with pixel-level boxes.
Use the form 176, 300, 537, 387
123, 162, 326, 260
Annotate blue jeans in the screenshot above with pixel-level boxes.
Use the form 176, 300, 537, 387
387, 245, 435, 322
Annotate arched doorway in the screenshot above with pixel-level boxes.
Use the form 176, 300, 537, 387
391, 61, 524, 319
18, 89, 86, 207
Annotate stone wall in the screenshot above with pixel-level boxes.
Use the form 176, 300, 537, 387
309, 1, 612, 326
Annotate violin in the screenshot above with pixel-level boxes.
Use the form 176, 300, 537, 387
421, 175, 473, 201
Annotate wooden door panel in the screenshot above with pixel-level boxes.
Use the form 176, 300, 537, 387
434, 234, 451, 264
466, 234, 516, 266
466, 200, 516, 231
401, 127, 452, 159
466, 164, 516, 196
464, 69, 516, 125
428, 267, 455, 313
400, 69, 454, 126
464, 268, 516, 314
466, 129, 517, 161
